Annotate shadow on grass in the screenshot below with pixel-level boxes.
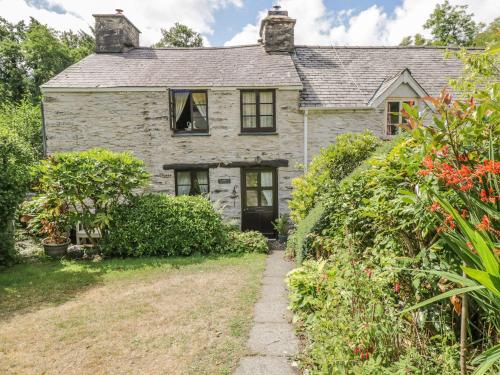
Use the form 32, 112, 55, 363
0, 252, 249, 322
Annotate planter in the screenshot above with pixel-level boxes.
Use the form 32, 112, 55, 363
42, 239, 70, 259
277, 234, 288, 244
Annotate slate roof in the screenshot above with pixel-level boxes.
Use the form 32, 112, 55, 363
43, 44, 477, 109
293, 46, 473, 108
41, 45, 303, 89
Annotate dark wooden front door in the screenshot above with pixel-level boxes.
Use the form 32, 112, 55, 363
241, 168, 277, 236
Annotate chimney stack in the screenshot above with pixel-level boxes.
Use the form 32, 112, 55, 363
93, 10, 141, 53
259, 5, 296, 53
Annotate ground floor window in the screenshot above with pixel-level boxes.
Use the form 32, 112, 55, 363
175, 170, 209, 196
386, 99, 415, 135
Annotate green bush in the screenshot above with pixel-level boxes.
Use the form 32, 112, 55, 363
101, 194, 229, 257
287, 203, 325, 265
227, 231, 268, 253
0, 127, 33, 264
33, 148, 150, 245
289, 131, 380, 223
0, 101, 42, 159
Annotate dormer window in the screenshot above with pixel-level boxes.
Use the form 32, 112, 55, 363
386, 99, 415, 135
171, 90, 208, 133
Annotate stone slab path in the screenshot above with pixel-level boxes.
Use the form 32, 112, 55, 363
234, 250, 299, 375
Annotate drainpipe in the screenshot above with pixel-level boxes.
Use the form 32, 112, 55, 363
40, 101, 47, 157
303, 109, 308, 172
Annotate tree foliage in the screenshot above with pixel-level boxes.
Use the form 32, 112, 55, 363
33, 148, 151, 246
400, 1, 490, 47
153, 22, 203, 48
0, 128, 33, 265
0, 17, 94, 104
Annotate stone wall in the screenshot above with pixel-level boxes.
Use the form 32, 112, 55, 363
43, 89, 304, 223
306, 107, 385, 163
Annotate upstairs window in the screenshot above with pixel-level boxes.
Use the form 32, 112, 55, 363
386, 99, 415, 135
171, 90, 208, 133
175, 170, 209, 196
241, 90, 276, 132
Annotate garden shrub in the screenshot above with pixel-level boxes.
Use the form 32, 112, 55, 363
227, 230, 268, 253
286, 47, 500, 373
33, 148, 150, 246
289, 131, 380, 223
101, 194, 229, 257
0, 128, 33, 265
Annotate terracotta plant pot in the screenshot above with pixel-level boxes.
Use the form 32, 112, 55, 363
42, 239, 70, 259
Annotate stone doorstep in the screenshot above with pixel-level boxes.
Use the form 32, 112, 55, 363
235, 356, 298, 375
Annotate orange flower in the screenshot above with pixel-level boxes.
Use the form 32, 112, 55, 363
430, 201, 441, 212
476, 215, 491, 231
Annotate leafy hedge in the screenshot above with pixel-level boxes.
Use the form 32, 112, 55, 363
0, 127, 33, 265
289, 131, 380, 223
101, 194, 268, 257
101, 194, 228, 257
227, 231, 268, 254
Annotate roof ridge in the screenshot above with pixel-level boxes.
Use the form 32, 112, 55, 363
293, 45, 484, 50
136, 44, 261, 51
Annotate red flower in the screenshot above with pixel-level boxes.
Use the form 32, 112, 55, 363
363, 268, 373, 278
394, 283, 401, 293
476, 215, 491, 231
430, 201, 441, 212
444, 214, 456, 230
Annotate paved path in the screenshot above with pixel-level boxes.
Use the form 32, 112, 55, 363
234, 250, 299, 375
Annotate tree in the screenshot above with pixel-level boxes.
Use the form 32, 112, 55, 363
154, 23, 203, 48
0, 18, 28, 104
423, 0, 484, 46
0, 17, 94, 104
474, 17, 500, 46
399, 1, 486, 47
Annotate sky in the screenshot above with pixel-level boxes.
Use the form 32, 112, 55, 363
0, 0, 498, 47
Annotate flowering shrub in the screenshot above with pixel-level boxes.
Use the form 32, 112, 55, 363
286, 48, 499, 374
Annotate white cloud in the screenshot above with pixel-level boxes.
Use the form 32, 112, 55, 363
225, 0, 500, 46
0, 0, 243, 46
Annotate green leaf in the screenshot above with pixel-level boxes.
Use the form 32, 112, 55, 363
401, 285, 485, 314
435, 196, 499, 277
471, 344, 500, 375
462, 267, 500, 298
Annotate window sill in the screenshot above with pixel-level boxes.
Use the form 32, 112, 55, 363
238, 132, 278, 136
171, 132, 211, 137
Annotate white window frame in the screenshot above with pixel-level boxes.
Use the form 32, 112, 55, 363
385, 98, 419, 136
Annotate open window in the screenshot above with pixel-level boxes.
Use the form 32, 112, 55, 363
386, 99, 415, 135
240, 90, 276, 132
175, 170, 209, 196
171, 90, 208, 133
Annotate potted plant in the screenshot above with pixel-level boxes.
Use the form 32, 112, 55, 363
39, 197, 71, 258
273, 214, 290, 243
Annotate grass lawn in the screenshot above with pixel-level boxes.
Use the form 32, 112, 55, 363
0, 253, 266, 375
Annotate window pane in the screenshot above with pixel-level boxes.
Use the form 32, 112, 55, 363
246, 172, 258, 187
192, 111, 208, 130
260, 91, 273, 103
242, 92, 256, 104
242, 104, 256, 116
192, 92, 207, 105
260, 116, 274, 128
260, 103, 273, 116
261, 190, 273, 206
196, 171, 208, 185
388, 101, 400, 124
243, 116, 257, 128
177, 171, 191, 185
246, 190, 258, 206
261, 171, 273, 187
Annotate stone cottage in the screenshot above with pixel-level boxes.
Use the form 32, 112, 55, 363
41, 6, 467, 235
